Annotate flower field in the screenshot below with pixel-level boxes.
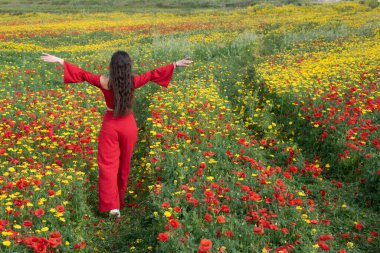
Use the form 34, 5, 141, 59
0, 2, 379, 252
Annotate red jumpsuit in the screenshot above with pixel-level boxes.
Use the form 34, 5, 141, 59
63, 61, 174, 212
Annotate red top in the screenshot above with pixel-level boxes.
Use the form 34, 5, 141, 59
63, 61, 175, 110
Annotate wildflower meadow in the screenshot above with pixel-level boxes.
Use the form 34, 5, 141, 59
0, 1, 379, 252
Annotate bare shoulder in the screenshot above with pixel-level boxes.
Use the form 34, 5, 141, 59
100, 75, 110, 90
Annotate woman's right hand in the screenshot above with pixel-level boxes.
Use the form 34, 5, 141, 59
174, 58, 193, 68
41, 53, 64, 65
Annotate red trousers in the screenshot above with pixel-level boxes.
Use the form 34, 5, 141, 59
97, 111, 138, 212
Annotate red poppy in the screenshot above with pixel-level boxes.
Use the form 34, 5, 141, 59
56, 205, 65, 213
281, 228, 289, 234
204, 190, 214, 198
217, 215, 226, 223
34, 209, 45, 217
47, 189, 55, 196
289, 165, 298, 173
241, 185, 250, 191
338, 233, 350, 239
161, 202, 170, 208
317, 241, 330, 250
253, 227, 264, 235
199, 239, 212, 252
275, 246, 288, 253
284, 170, 292, 179
157, 233, 169, 242
355, 223, 363, 230
249, 191, 261, 201
210, 183, 219, 189
224, 230, 233, 238
204, 213, 212, 223
49, 231, 62, 248
221, 205, 230, 213
319, 234, 334, 241
169, 219, 181, 229
23, 220, 33, 228
33, 243, 48, 253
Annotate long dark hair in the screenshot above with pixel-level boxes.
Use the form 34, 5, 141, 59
109, 50, 134, 117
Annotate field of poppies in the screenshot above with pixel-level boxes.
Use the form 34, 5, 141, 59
0, 2, 379, 253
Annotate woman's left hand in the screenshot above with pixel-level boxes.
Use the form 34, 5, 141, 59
41, 53, 64, 65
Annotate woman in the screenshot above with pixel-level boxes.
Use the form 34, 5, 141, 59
41, 51, 192, 217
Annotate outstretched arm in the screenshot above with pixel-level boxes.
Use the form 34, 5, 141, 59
134, 58, 193, 89
41, 53, 106, 88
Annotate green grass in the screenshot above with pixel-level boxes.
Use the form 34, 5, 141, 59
1, 2, 379, 252
0, 0, 255, 13
2, 0, 375, 14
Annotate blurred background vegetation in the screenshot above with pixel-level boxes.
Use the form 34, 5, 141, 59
0, 0, 379, 13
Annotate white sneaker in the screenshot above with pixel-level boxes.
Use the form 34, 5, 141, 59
109, 209, 121, 218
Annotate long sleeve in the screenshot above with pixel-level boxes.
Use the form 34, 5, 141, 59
133, 63, 175, 89
63, 61, 102, 88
